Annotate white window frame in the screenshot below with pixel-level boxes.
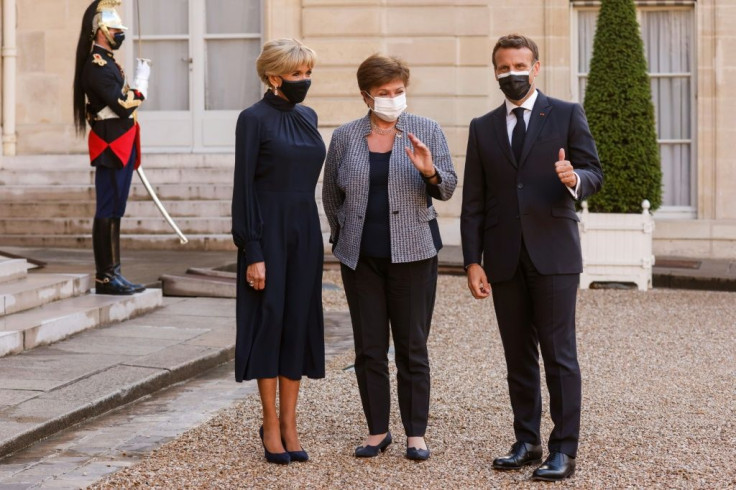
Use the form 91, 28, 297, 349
571, 3, 697, 219
123, 0, 262, 153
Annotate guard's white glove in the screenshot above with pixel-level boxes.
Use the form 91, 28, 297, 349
134, 58, 152, 99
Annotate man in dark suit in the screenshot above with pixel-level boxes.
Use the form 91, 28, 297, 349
460, 34, 603, 481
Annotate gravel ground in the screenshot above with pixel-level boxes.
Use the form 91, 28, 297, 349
94, 272, 735, 489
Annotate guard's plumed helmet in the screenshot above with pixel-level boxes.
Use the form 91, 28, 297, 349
92, 0, 127, 46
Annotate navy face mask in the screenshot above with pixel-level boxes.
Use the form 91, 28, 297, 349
279, 78, 311, 104
111, 32, 126, 50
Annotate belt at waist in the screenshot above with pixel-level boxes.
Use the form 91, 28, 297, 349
94, 106, 134, 121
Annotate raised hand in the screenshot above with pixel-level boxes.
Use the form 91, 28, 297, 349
554, 148, 577, 188
404, 133, 435, 178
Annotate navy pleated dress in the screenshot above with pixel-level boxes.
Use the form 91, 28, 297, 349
231, 91, 326, 382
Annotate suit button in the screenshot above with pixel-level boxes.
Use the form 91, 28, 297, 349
358, 215, 363, 220
517, 183, 524, 189
392, 211, 399, 215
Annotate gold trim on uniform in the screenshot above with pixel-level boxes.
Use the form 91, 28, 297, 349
92, 53, 107, 66
118, 91, 142, 109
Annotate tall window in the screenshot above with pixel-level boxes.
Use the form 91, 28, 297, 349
204, 0, 262, 110
575, 5, 696, 216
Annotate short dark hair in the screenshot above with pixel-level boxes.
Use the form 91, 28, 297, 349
492, 34, 540, 68
356, 54, 410, 93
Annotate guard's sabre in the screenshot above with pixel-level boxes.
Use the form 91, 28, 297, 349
137, 167, 189, 244
136, 0, 142, 59
133, 0, 188, 244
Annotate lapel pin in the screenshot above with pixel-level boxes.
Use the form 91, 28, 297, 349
540, 112, 545, 116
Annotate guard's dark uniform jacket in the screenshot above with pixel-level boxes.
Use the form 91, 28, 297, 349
82, 45, 144, 169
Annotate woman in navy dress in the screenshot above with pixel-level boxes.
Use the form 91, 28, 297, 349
231, 39, 326, 465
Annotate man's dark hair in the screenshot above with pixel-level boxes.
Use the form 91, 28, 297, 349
492, 34, 540, 68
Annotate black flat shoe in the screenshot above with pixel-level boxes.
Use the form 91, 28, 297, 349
282, 438, 309, 462
354, 432, 392, 458
492, 441, 543, 470
532, 452, 576, 481
259, 426, 290, 465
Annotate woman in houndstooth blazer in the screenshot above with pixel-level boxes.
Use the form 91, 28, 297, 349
322, 54, 457, 461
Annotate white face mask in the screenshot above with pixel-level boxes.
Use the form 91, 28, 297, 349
366, 92, 407, 122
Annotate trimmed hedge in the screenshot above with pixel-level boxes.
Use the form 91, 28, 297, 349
583, 0, 662, 213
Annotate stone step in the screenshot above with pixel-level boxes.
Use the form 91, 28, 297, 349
0, 153, 234, 171
0, 184, 234, 202
160, 273, 236, 298
0, 259, 30, 284
0, 217, 232, 235
0, 168, 233, 186
0, 234, 238, 251
0, 200, 232, 218
0, 273, 91, 316
0, 288, 162, 357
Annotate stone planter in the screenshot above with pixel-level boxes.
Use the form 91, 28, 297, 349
578, 200, 655, 291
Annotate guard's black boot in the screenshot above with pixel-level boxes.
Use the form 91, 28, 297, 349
93, 218, 135, 295
111, 218, 145, 293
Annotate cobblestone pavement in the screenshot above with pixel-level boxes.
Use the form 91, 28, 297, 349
91, 273, 734, 489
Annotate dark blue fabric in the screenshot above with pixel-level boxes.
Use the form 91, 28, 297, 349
360, 151, 391, 258
94, 145, 136, 218
232, 91, 327, 382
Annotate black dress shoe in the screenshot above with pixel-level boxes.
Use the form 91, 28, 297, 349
532, 452, 576, 481
355, 432, 392, 458
259, 426, 290, 465
492, 441, 543, 470
95, 273, 136, 295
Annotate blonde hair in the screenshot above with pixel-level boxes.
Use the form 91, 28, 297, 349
256, 38, 317, 87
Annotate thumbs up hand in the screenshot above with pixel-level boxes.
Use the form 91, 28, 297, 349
555, 148, 577, 188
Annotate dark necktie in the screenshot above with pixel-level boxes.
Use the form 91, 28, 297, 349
512, 107, 526, 163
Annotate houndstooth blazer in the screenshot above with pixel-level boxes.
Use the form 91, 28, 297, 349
322, 112, 457, 270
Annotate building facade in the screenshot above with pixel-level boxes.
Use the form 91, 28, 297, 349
1, 0, 734, 257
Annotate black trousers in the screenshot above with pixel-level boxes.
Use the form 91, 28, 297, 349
490, 243, 581, 458
341, 255, 438, 437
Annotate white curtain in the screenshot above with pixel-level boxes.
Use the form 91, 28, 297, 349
205, 0, 261, 111
577, 7, 694, 209
641, 9, 693, 207
577, 10, 598, 103
134, 0, 190, 111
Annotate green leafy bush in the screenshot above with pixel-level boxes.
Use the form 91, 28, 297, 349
583, 0, 662, 213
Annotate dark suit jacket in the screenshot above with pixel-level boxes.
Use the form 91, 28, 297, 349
460, 91, 603, 283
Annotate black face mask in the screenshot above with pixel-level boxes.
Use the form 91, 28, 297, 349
111, 32, 126, 50
498, 70, 532, 101
278, 78, 311, 104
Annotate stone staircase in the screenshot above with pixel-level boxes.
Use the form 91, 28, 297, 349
0, 255, 162, 358
0, 154, 236, 251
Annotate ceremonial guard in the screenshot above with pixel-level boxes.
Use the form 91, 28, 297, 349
73, 0, 151, 295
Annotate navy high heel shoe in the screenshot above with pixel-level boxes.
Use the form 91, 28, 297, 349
282, 438, 309, 462
259, 426, 290, 465
355, 432, 392, 458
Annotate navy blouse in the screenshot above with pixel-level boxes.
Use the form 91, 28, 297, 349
360, 151, 392, 258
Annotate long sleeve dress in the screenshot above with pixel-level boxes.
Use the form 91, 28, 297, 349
231, 91, 326, 382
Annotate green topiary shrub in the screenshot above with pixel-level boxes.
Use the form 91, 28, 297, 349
583, 0, 661, 213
